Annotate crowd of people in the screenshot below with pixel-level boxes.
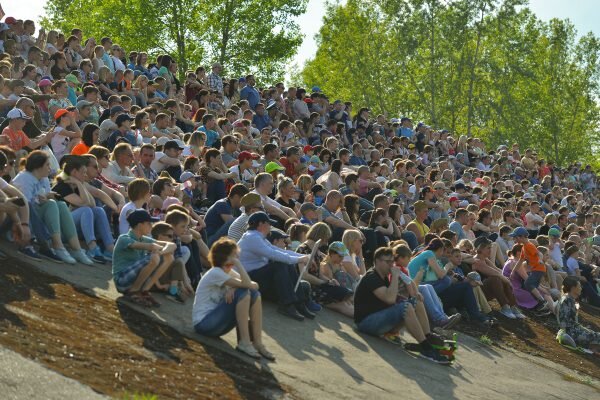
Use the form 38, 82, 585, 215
1, 16, 599, 364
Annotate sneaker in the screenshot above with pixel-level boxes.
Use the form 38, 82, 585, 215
55, 248, 77, 264
500, 306, 517, 319
165, 291, 185, 304
511, 307, 527, 319
534, 301, 549, 312
102, 250, 113, 261
426, 333, 446, 347
419, 348, 451, 364
441, 313, 462, 330
534, 308, 553, 317
86, 247, 106, 264
18, 246, 42, 261
306, 300, 322, 312
71, 249, 94, 266
382, 333, 404, 345
38, 247, 63, 263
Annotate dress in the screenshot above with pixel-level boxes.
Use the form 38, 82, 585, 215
557, 295, 600, 347
501, 259, 537, 309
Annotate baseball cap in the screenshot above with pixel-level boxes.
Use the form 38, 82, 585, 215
268, 228, 289, 243
333, 100, 343, 105
7, 108, 31, 120
303, 145, 314, 153
466, 272, 483, 286
126, 209, 159, 227
311, 184, 325, 194
4, 17, 17, 25
248, 211, 277, 227
548, 228, 561, 238
76, 100, 94, 110
400, 117, 412, 123
300, 202, 318, 214
240, 192, 262, 208
156, 136, 170, 147
180, 171, 200, 182
65, 74, 80, 85
568, 212, 577, 219
309, 155, 322, 164
164, 139, 184, 150
449, 196, 459, 203
311, 86, 321, 92
54, 108, 70, 120
454, 182, 466, 191
329, 241, 349, 257
265, 161, 285, 174
110, 105, 125, 116
479, 199, 493, 209
238, 151, 255, 162
115, 113, 134, 126
38, 79, 53, 88
509, 227, 529, 237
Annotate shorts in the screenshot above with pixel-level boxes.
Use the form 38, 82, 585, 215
523, 270, 545, 292
114, 254, 152, 293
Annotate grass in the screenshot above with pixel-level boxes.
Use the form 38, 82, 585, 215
121, 394, 158, 400
479, 335, 493, 346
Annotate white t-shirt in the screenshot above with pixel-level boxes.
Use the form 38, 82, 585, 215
118, 201, 138, 235
550, 243, 564, 269
0, 177, 8, 190
150, 152, 170, 173
229, 165, 254, 185
192, 267, 236, 325
50, 126, 70, 163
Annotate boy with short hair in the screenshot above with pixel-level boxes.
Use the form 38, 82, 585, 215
119, 178, 151, 234
112, 209, 177, 307
510, 227, 550, 312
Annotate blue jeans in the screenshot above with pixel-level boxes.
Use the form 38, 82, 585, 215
523, 271, 544, 292
438, 281, 487, 322
418, 284, 447, 323
430, 275, 452, 294
72, 206, 114, 248
207, 219, 235, 247
356, 301, 409, 337
194, 288, 259, 337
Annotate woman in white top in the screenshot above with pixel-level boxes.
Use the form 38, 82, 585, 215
192, 238, 274, 360
341, 229, 367, 281
316, 159, 343, 192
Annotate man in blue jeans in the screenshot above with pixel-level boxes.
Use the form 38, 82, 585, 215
354, 247, 450, 364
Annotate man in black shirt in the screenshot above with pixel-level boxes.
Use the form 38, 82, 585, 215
354, 247, 450, 364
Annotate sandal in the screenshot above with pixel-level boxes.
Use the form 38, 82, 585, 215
254, 345, 276, 361
236, 342, 261, 359
127, 292, 153, 308
141, 291, 161, 308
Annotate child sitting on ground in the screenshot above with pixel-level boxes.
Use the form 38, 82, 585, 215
112, 209, 177, 307
151, 222, 194, 303
556, 276, 600, 351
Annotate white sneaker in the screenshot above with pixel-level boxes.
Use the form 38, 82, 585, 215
500, 306, 516, 319
71, 249, 94, 266
55, 248, 77, 264
511, 306, 527, 319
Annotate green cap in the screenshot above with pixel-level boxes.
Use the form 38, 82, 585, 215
548, 228, 561, 237
265, 161, 285, 174
329, 241, 349, 256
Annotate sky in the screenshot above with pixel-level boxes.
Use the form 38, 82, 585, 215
4, 0, 600, 68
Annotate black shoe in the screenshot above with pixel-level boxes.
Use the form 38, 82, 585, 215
277, 304, 305, 321
296, 303, 316, 319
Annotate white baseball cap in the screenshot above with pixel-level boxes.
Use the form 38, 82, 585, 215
7, 108, 31, 120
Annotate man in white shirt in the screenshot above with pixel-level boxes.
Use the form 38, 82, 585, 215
525, 201, 545, 237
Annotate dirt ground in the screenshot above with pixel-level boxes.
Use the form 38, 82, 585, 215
456, 300, 600, 380
0, 261, 290, 400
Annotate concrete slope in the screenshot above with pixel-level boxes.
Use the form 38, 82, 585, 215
2, 244, 598, 400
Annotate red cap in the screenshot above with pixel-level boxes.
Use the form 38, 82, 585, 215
303, 98, 313, 104
479, 199, 493, 209
54, 109, 70, 120
238, 151, 254, 162
5, 17, 17, 25
303, 145, 314, 153
449, 196, 459, 203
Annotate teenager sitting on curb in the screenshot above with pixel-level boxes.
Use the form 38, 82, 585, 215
193, 237, 274, 360
354, 247, 450, 364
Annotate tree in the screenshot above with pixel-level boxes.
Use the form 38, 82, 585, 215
41, 0, 308, 81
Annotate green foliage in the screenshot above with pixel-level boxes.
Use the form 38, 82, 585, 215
479, 335, 493, 346
41, 0, 308, 82
302, 0, 600, 167
121, 393, 158, 400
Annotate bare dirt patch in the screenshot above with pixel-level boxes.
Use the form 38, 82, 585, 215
0, 261, 290, 399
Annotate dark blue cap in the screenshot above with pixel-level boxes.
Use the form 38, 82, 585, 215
248, 211, 277, 227
127, 209, 159, 227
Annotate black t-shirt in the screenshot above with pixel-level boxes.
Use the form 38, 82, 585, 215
538, 224, 550, 236
276, 196, 296, 210
354, 268, 390, 324
52, 181, 79, 206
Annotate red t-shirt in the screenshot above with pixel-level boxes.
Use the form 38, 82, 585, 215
279, 157, 297, 179
1, 126, 31, 151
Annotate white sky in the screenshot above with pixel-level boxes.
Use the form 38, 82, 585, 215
4, 0, 600, 68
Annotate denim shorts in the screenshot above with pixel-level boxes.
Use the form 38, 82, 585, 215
114, 255, 152, 293
523, 270, 545, 292
194, 288, 260, 337
356, 301, 410, 337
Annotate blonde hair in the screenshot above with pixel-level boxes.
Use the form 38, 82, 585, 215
342, 229, 362, 255
306, 222, 332, 243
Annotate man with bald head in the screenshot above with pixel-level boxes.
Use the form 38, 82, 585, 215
319, 190, 356, 241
